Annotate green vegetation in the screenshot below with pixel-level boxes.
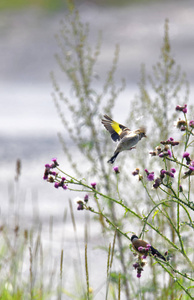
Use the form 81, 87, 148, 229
0, 0, 66, 11
0, 0, 166, 12
1, 3, 194, 300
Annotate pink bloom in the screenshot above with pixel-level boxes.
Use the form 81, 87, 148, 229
147, 172, 154, 181
167, 150, 172, 157
183, 152, 190, 158
113, 166, 120, 174
189, 120, 194, 128
170, 168, 176, 173
91, 182, 97, 189
54, 182, 60, 188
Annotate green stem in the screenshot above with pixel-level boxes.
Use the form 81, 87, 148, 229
156, 259, 194, 299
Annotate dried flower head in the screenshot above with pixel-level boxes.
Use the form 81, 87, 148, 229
132, 168, 140, 176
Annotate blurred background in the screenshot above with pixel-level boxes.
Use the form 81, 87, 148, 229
0, 0, 194, 298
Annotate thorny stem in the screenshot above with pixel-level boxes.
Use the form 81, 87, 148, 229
56, 167, 190, 255
89, 207, 194, 285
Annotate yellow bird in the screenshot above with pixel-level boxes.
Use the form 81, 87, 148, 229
101, 115, 146, 164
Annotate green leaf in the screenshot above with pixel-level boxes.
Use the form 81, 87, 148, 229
152, 210, 159, 221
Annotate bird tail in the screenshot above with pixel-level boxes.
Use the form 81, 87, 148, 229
107, 152, 119, 164
150, 246, 166, 261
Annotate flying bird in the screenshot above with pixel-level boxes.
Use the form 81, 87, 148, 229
101, 115, 146, 163
131, 235, 166, 261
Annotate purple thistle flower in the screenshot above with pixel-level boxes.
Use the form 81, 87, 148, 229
171, 141, 179, 146
77, 200, 84, 210
61, 177, 66, 181
189, 166, 194, 171
144, 169, 149, 174
45, 164, 51, 169
137, 273, 141, 278
161, 169, 166, 176
133, 263, 139, 269
84, 194, 89, 202
147, 172, 155, 181
153, 178, 162, 189
181, 126, 186, 131
171, 168, 176, 174
182, 104, 187, 113
113, 166, 120, 174
62, 185, 68, 190
169, 172, 174, 178
54, 182, 60, 188
91, 182, 96, 189
176, 105, 182, 111
51, 157, 59, 167
146, 244, 151, 249
167, 150, 172, 157
183, 152, 190, 158
179, 185, 183, 192
142, 255, 147, 259
159, 153, 164, 158
50, 171, 57, 176
43, 174, 48, 180
138, 246, 144, 252
176, 104, 187, 113
168, 137, 174, 141
189, 120, 194, 128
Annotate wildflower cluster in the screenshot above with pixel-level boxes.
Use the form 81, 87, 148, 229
77, 195, 89, 210
132, 244, 151, 278
145, 169, 154, 181
43, 159, 98, 211
54, 177, 68, 190
175, 103, 194, 132
183, 152, 192, 165
176, 104, 187, 114
43, 158, 59, 180
182, 152, 194, 179
133, 166, 176, 189
146, 168, 176, 189
43, 158, 68, 189
43, 103, 194, 290
150, 137, 179, 158
133, 261, 146, 278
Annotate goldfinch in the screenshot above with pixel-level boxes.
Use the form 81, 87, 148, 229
101, 115, 146, 164
131, 235, 166, 261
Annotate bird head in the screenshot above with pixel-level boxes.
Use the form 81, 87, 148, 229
131, 235, 139, 242
137, 127, 146, 139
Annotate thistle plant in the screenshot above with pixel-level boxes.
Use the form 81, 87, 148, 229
43, 104, 194, 299
49, 5, 194, 298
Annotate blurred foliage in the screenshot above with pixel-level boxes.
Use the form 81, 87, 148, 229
0, 0, 66, 11
0, 0, 165, 11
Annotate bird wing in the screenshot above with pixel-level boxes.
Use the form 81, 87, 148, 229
132, 239, 148, 251
101, 115, 130, 142
132, 239, 166, 261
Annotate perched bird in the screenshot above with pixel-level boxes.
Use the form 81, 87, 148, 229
101, 115, 146, 164
131, 235, 166, 261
